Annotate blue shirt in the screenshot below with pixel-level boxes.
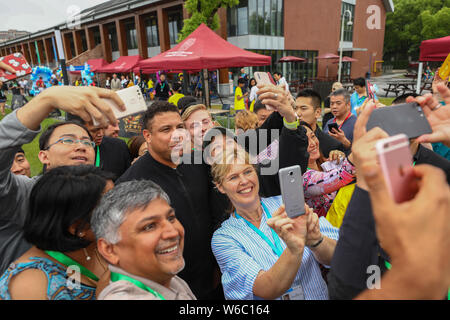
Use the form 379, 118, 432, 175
350, 92, 377, 116
323, 114, 357, 143
211, 195, 339, 300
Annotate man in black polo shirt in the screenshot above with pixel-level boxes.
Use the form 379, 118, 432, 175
117, 102, 226, 300
295, 89, 347, 157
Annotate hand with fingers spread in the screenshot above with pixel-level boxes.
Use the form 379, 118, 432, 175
257, 84, 297, 123
267, 205, 308, 255
17, 85, 126, 131
407, 83, 450, 147
358, 163, 450, 299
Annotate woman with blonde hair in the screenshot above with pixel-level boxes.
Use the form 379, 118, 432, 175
234, 110, 259, 135
210, 149, 339, 300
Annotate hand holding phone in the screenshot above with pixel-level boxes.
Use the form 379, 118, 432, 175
254, 72, 276, 111
327, 123, 339, 133
376, 134, 416, 203
278, 165, 306, 218
93, 85, 147, 126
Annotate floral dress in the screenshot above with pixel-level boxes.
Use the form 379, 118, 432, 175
303, 158, 356, 218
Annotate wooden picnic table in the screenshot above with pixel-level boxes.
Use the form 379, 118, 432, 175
383, 80, 416, 97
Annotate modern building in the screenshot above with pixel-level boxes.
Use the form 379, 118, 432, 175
0, 0, 393, 89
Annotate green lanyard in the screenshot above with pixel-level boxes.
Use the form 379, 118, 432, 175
95, 146, 100, 167
235, 202, 284, 257
45, 250, 99, 282
110, 272, 166, 300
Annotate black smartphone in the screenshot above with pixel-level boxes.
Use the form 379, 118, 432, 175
366, 102, 432, 139
328, 123, 339, 133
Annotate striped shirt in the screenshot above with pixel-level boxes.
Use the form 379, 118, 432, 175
211, 195, 339, 300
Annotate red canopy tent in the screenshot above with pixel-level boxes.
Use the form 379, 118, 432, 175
138, 23, 271, 72
97, 55, 142, 73
416, 36, 450, 93
419, 36, 450, 62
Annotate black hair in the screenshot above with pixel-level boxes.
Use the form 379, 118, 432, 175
177, 96, 197, 112
172, 82, 182, 92
353, 77, 366, 87
249, 78, 257, 89
392, 93, 420, 105
299, 120, 313, 131
238, 78, 246, 85
39, 121, 93, 151
202, 126, 237, 151
253, 100, 267, 114
296, 89, 322, 110
143, 101, 179, 131
273, 71, 282, 77
24, 165, 115, 252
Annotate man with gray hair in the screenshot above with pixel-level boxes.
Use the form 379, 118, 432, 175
92, 180, 196, 300
323, 88, 356, 150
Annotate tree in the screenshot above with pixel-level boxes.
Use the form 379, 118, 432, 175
384, 0, 450, 60
178, 0, 239, 42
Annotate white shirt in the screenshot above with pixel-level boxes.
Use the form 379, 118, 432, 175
277, 77, 289, 93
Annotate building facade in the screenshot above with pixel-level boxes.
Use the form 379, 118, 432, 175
0, 0, 393, 85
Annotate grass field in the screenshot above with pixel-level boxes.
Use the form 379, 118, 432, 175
1, 95, 395, 177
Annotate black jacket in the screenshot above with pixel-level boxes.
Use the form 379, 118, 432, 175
239, 111, 309, 198
97, 136, 131, 180
328, 145, 450, 300
116, 151, 227, 299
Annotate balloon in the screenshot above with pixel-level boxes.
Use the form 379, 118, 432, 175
29, 66, 53, 96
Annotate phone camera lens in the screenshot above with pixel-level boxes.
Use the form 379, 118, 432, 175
289, 171, 293, 176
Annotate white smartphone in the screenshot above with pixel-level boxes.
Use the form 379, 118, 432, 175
278, 165, 306, 218
93, 85, 147, 126
254, 71, 276, 111
375, 134, 415, 203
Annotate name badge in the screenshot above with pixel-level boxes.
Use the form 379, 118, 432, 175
281, 285, 304, 300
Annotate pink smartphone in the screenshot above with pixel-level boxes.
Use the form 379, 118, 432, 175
254, 72, 276, 110
375, 134, 415, 203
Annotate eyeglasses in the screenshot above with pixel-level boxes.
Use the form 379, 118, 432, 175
44, 138, 96, 150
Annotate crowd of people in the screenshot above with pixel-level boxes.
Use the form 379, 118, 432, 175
0, 58, 449, 302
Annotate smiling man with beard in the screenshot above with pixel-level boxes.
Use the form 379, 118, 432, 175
92, 180, 196, 300
116, 101, 227, 300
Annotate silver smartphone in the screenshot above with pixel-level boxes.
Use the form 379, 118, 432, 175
278, 165, 306, 218
93, 85, 147, 126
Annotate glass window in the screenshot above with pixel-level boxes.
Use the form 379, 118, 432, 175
93, 28, 102, 46
228, 7, 237, 37
249, 0, 258, 34
264, 0, 271, 35
145, 16, 159, 47
168, 11, 182, 44
271, 0, 277, 36
277, 0, 283, 36
125, 21, 138, 50
107, 23, 118, 52
258, 0, 264, 35
341, 2, 355, 42
237, 6, 248, 35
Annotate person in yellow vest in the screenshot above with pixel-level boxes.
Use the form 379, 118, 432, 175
168, 82, 185, 107
234, 78, 248, 112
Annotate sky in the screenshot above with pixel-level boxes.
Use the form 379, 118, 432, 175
0, 0, 111, 33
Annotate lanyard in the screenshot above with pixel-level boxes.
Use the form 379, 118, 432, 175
333, 112, 352, 130
110, 272, 166, 300
95, 146, 100, 167
45, 250, 99, 282
235, 202, 284, 257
